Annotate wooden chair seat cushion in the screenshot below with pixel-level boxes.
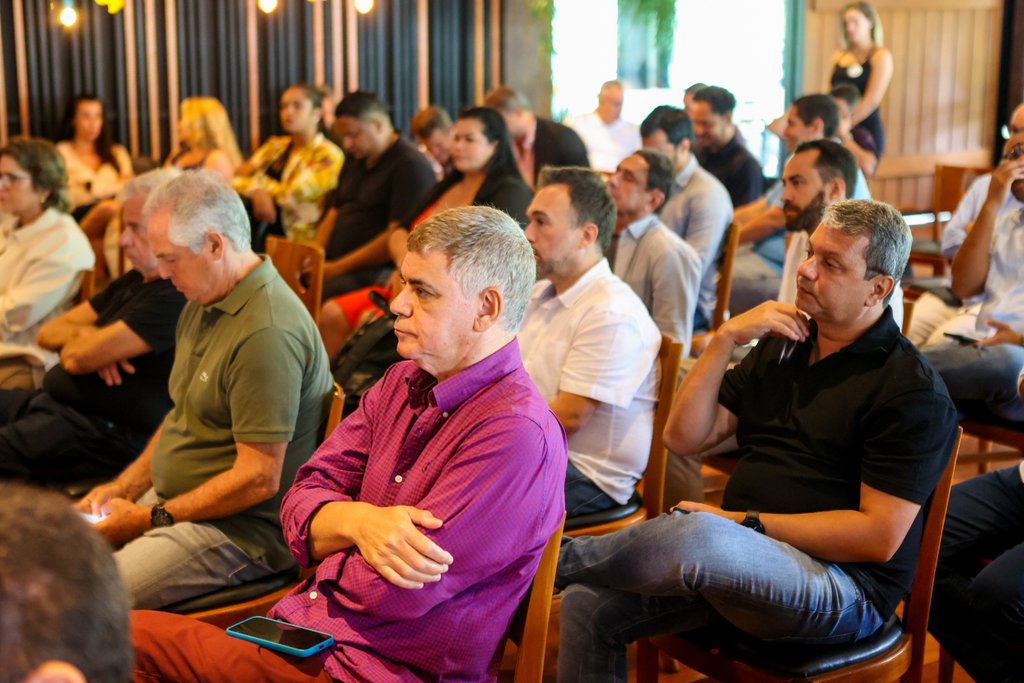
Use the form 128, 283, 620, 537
563, 492, 642, 532
162, 566, 300, 614
661, 613, 903, 678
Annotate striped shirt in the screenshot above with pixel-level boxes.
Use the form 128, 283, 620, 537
269, 339, 567, 682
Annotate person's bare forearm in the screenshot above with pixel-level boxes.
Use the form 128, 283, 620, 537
162, 442, 285, 523
738, 206, 784, 244
665, 334, 736, 454
110, 427, 161, 501
950, 198, 999, 300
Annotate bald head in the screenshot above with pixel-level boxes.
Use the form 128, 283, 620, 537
597, 81, 625, 125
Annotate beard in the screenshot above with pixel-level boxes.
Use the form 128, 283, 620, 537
783, 191, 828, 233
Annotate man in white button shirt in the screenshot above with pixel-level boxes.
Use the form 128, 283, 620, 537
567, 81, 642, 174
919, 131, 1024, 421
520, 166, 660, 517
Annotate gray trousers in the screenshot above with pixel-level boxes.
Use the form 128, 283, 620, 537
115, 488, 276, 610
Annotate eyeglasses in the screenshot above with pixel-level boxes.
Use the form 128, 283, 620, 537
0, 172, 30, 187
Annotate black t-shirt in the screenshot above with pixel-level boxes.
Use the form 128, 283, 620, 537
717, 308, 958, 618
696, 135, 764, 207
326, 137, 436, 260
43, 271, 186, 434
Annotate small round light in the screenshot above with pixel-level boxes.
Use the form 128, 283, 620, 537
59, 6, 78, 27
258, 0, 279, 14
354, 0, 373, 14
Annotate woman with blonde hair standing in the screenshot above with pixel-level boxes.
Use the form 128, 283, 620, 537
165, 97, 243, 180
828, 1, 893, 156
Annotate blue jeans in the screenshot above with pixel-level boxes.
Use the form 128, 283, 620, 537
564, 459, 617, 517
922, 343, 1024, 421
929, 466, 1024, 683
556, 512, 884, 683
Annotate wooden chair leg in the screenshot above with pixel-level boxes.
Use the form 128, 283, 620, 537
937, 645, 956, 683
977, 438, 992, 475
635, 639, 660, 683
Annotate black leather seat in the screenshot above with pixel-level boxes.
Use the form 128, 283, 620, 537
690, 615, 903, 678
563, 492, 642, 532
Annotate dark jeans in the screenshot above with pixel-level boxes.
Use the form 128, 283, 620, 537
929, 466, 1024, 683
0, 389, 147, 482
564, 459, 618, 518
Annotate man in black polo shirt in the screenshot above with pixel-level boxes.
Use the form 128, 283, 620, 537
555, 199, 958, 683
0, 169, 185, 482
690, 85, 763, 208
315, 91, 436, 298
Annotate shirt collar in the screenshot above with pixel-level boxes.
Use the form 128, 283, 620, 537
406, 338, 525, 414
536, 258, 611, 309
811, 306, 901, 356
621, 214, 660, 240
6, 208, 61, 244
674, 154, 699, 190
205, 255, 277, 315
520, 119, 537, 152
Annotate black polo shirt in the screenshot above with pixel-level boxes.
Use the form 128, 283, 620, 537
718, 307, 958, 618
326, 137, 436, 260
43, 271, 185, 434
696, 135, 764, 207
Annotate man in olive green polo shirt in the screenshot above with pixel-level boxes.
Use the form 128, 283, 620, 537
77, 170, 332, 609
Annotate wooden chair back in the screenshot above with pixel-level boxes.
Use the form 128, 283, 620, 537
507, 517, 564, 683
639, 428, 963, 683
930, 165, 991, 241
638, 333, 685, 519
323, 381, 344, 441
711, 222, 742, 331
265, 235, 325, 324
565, 334, 684, 537
78, 269, 96, 303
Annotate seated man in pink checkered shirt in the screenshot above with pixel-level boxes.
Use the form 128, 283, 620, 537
130, 206, 568, 683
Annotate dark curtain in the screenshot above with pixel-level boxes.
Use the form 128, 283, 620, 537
429, 0, 477, 120
1, 0, 495, 159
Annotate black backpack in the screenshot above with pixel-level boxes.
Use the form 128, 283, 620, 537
331, 290, 402, 416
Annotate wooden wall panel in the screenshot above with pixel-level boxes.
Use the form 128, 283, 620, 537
0, 0, 501, 160
805, 0, 1002, 212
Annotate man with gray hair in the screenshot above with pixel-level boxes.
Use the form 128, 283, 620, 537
76, 170, 333, 610
130, 205, 567, 682
556, 199, 959, 682
0, 168, 186, 482
567, 80, 642, 174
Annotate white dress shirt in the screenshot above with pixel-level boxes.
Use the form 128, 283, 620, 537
567, 111, 641, 173
519, 259, 660, 504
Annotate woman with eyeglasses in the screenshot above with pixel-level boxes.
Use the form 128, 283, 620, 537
0, 138, 94, 389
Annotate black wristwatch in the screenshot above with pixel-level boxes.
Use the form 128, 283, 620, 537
741, 510, 766, 535
150, 504, 175, 528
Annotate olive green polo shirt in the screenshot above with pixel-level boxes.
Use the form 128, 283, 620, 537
151, 256, 332, 570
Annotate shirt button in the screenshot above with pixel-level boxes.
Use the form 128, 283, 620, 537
394, 475, 403, 483
442, 412, 449, 418
309, 591, 318, 600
